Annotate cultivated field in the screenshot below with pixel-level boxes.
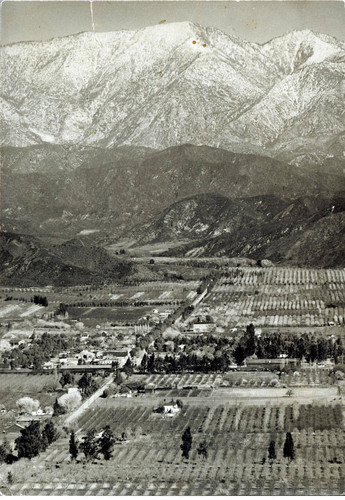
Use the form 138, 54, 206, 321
192, 267, 345, 328
1, 281, 199, 305
0, 280, 201, 328
127, 373, 223, 389
66, 306, 156, 324
60, 281, 200, 325
63, 281, 199, 304
0, 373, 59, 414
0, 303, 44, 320
2, 265, 345, 495
6, 395, 345, 495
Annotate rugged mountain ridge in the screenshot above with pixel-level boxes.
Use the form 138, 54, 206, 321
1, 22, 344, 164
1, 23, 344, 272
131, 193, 345, 267
2, 145, 343, 241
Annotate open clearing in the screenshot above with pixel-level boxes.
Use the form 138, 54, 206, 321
67, 306, 155, 324
0, 303, 44, 319
0, 373, 59, 418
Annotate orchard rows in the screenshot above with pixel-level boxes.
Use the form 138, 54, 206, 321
219, 268, 345, 286
128, 373, 223, 389
194, 267, 345, 327
9, 402, 345, 495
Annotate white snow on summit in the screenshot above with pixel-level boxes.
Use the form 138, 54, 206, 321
0, 22, 344, 162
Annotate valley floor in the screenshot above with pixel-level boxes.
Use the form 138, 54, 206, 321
1, 265, 345, 495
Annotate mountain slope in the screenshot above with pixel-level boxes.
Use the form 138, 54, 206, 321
2, 145, 343, 241
1, 23, 344, 164
130, 193, 261, 243
128, 192, 345, 267
0, 232, 133, 286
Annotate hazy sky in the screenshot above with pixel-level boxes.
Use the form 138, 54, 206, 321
1, 1, 345, 45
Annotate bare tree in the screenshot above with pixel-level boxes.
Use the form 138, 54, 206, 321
16, 397, 40, 415
58, 391, 82, 413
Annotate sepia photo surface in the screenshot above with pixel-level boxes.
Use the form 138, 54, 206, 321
0, 0, 345, 495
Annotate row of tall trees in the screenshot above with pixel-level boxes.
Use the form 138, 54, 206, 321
255, 334, 343, 363
268, 433, 295, 461
180, 427, 295, 461
4, 295, 48, 306
180, 427, 208, 460
233, 327, 344, 364
140, 351, 231, 374
59, 300, 183, 309
33, 295, 48, 307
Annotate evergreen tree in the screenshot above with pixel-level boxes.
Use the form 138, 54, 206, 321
140, 353, 148, 372
233, 344, 246, 365
15, 421, 42, 459
56, 303, 67, 316
42, 420, 58, 446
78, 372, 99, 397
245, 323, 256, 356
246, 323, 255, 337
283, 432, 295, 460
147, 354, 156, 373
180, 426, 192, 460
0, 438, 15, 464
99, 425, 115, 460
69, 430, 78, 460
268, 440, 276, 460
122, 358, 134, 376
53, 397, 66, 416
0, 443, 7, 463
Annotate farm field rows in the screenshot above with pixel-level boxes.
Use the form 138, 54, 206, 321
1, 281, 200, 305
8, 398, 345, 495
195, 267, 345, 328
65, 282, 199, 305
127, 373, 223, 389
66, 306, 156, 324
0, 303, 44, 320
0, 280, 201, 327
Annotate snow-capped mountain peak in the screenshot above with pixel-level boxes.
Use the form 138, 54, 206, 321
262, 29, 345, 73
1, 22, 344, 164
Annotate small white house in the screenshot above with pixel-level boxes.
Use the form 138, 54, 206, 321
193, 322, 212, 333
163, 404, 180, 416
68, 387, 80, 395
32, 409, 46, 416
42, 361, 55, 370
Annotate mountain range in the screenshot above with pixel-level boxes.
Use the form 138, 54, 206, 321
1, 22, 345, 281
1, 22, 344, 165
2, 144, 343, 241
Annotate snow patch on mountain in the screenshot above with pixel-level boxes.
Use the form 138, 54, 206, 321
1, 22, 344, 162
